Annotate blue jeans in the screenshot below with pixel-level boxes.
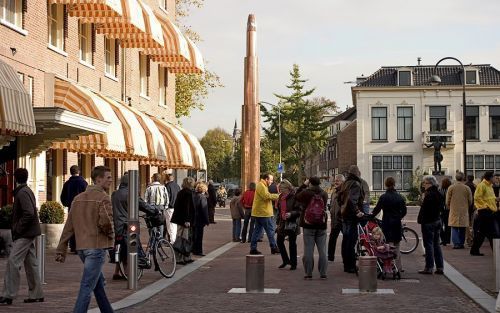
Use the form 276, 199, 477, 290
341, 221, 358, 270
250, 217, 277, 251
241, 209, 254, 242
232, 219, 242, 241
74, 249, 114, 313
451, 227, 466, 248
421, 220, 444, 270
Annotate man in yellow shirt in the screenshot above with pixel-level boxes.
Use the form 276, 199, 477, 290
249, 174, 280, 255
470, 171, 500, 256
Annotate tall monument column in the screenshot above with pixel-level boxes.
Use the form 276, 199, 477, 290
241, 14, 260, 191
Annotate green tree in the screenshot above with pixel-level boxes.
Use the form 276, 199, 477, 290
199, 128, 233, 181
261, 64, 337, 185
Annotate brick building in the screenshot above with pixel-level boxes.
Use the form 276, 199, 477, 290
0, 0, 206, 207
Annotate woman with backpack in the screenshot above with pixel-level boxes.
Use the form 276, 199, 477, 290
295, 177, 329, 280
276, 180, 301, 270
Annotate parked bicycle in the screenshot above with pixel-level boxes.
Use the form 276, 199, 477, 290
400, 223, 419, 254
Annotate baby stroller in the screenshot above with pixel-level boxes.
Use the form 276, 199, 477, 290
357, 216, 401, 280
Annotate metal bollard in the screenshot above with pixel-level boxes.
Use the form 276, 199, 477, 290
246, 255, 264, 292
35, 234, 46, 284
358, 256, 377, 292
494, 239, 500, 292
128, 170, 139, 290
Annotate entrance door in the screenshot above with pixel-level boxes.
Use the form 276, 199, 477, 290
0, 142, 17, 207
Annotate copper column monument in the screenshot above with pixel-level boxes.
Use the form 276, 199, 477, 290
241, 14, 260, 191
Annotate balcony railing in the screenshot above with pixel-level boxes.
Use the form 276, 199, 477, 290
422, 130, 455, 147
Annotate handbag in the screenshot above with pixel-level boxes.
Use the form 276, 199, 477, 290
173, 227, 192, 256
284, 218, 298, 232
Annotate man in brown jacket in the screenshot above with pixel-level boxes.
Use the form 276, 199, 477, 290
56, 166, 114, 313
446, 172, 473, 249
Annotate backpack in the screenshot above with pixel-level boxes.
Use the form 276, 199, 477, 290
304, 194, 326, 225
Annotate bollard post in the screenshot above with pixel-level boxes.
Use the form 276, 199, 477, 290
35, 234, 46, 284
246, 255, 264, 292
127, 170, 139, 290
494, 239, 500, 292
358, 256, 377, 292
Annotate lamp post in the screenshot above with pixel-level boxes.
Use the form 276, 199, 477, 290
430, 57, 467, 174
259, 101, 282, 181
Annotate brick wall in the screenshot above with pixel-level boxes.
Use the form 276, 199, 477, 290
338, 120, 357, 175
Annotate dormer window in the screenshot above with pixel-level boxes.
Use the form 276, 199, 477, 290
398, 70, 411, 86
465, 70, 479, 85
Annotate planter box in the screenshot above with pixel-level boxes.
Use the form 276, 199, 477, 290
40, 223, 65, 249
0, 228, 12, 257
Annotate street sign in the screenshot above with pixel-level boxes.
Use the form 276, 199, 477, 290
277, 163, 284, 173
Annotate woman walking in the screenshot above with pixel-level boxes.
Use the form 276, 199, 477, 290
417, 175, 444, 274
192, 182, 210, 256
276, 180, 301, 270
371, 177, 407, 272
171, 177, 196, 265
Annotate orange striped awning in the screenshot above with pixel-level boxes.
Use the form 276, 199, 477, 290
90, 0, 146, 35
158, 35, 204, 74
49, 0, 123, 19
145, 13, 190, 63
0, 59, 36, 136
172, 124, 207, 170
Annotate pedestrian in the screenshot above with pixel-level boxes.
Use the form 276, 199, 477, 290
417, 175, 444, 275
249, 173, 280, 255
171, 177, 196, 264
446, 172, 473, 249
328, 174, 345, 262
60, 165, 88, 253
229, 189, 244, 242
192, 182, 210, 256
240, 182, 256, 243
164, 172, 180, 244
55, 166, 114, 313
276, 179, 301, 270
110, 173, 129, 280
216, 185, 227, 208
465, 175, 477, 246
470, 171, 500, 256
207, 180, 217, 224
144, 173, 169, 238
0, 168, 44, 305
338, 165, 365, 273
295, 177, 329, 279
439, 177, 452, 246
268, 181, 279, 224
371, 176, 407, 272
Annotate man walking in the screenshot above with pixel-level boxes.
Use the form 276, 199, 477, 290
56, 166, 114, 313
328, 174, 345, 262
144, 173, 169, 237
446, 172, 473, 249
60, 165, 88, 253
249, 174, 280, 255
207, 180, 217, 224
164, 173, 180, 243
0, 168, 44, 305
240, 182, 256, 243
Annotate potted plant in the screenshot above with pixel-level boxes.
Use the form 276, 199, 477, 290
39, 201, 65, 248
0, 205, 13, 257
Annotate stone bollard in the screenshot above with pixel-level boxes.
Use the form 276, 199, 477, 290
494, 239, 500, 292
358, 256, 377, 292
35, 234, 46, 284
246, 255, 264, 292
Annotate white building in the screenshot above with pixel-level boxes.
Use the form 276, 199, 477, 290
352, 64, 500, 192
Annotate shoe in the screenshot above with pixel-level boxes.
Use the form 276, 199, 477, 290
257, 239, 263, 242
241, 240, 246, 244
290, 265, 297, 271
24, 298, 44, 303
0, 297, 12, 305
278, 263, 289, 269
193, 253, 206, 257
249, 249, 262, 255
470, 251, 484, 256
320, 275, 327, 280
271, 247, 280, 254
304, 275, 313, 280
434, 269, 444, 275
186, 259, 194, 263
344, 268, 357, 274
112, 274, 127, 280
418, 269, 433, 274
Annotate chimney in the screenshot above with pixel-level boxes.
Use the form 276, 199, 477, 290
417, 57, 422, 66
356, 75, 367, 85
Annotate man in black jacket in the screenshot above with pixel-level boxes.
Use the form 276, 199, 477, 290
0, 168, 44, 305
207, 180, 217, 224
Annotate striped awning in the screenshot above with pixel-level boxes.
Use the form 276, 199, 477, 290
90, 0, 146, 35
159, 35, 204, 74
0, 59, 36, 136
173, 124, 207, 170
49, 0, 123, 19
146, 13, 190, 63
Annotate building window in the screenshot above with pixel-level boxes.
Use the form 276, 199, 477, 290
398, 70, 411, 86
78, 21, 93, 64
429, 106, 447, 132
372, 155, 413, 191
465, 70, 478, 85
105, 38, 116, 76
465, 106, 479, 140
1, 0, 22, 28
466, 154, 500, 179
139, 53, 149, 97
371, 107, 387, 140
48, 3, 64, 50
160, 0, 168, 11
158, 66, 168, 107
397, 107, 413, 140
490, 106, 500, 140
27, 75, 33, 105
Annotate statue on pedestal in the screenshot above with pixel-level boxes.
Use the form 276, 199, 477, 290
425, 136, 446, 175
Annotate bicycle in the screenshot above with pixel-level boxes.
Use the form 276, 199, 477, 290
119, 213, 176, 280
400, 223, 419, 254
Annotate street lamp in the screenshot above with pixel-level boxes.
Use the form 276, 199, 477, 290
430, 57, 467, 173
259, 101, 282, 181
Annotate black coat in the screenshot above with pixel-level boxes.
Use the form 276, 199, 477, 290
207, 184, 217, 209
171, 188, 195, 226
276, 190, 301, 235
165, 181, 181, 209
338, 174, 364, 222
418, 185, 444, 224
372, 188, 407, 242
12, 184, 41, 240
295, 185, 329, 230
60, 175, 88, 209
193, 192, 210, 227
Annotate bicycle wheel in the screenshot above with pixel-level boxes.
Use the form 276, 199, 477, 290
400, 227, 419, 254
154, 238, 176, 278
118, 260, 144, 281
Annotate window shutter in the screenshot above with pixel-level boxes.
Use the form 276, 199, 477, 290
63, 5, 68, 38
164, 68, 168, 87
91, 24, 96, 53
114, 40, 120, 65
146, 55, 151, 77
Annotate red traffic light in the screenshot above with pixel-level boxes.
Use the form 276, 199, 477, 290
130, 225, 137, 232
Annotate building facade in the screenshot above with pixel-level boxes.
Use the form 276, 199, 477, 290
0, 0, 206, 207
352, 64, 500, 192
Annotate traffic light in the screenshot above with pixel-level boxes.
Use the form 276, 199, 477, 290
128, 220, 140, 249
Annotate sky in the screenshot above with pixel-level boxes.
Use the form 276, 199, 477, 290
179, 0, 500, 139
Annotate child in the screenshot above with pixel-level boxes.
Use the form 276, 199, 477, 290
371, 227, 396, 273
229, 189, 244, 242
